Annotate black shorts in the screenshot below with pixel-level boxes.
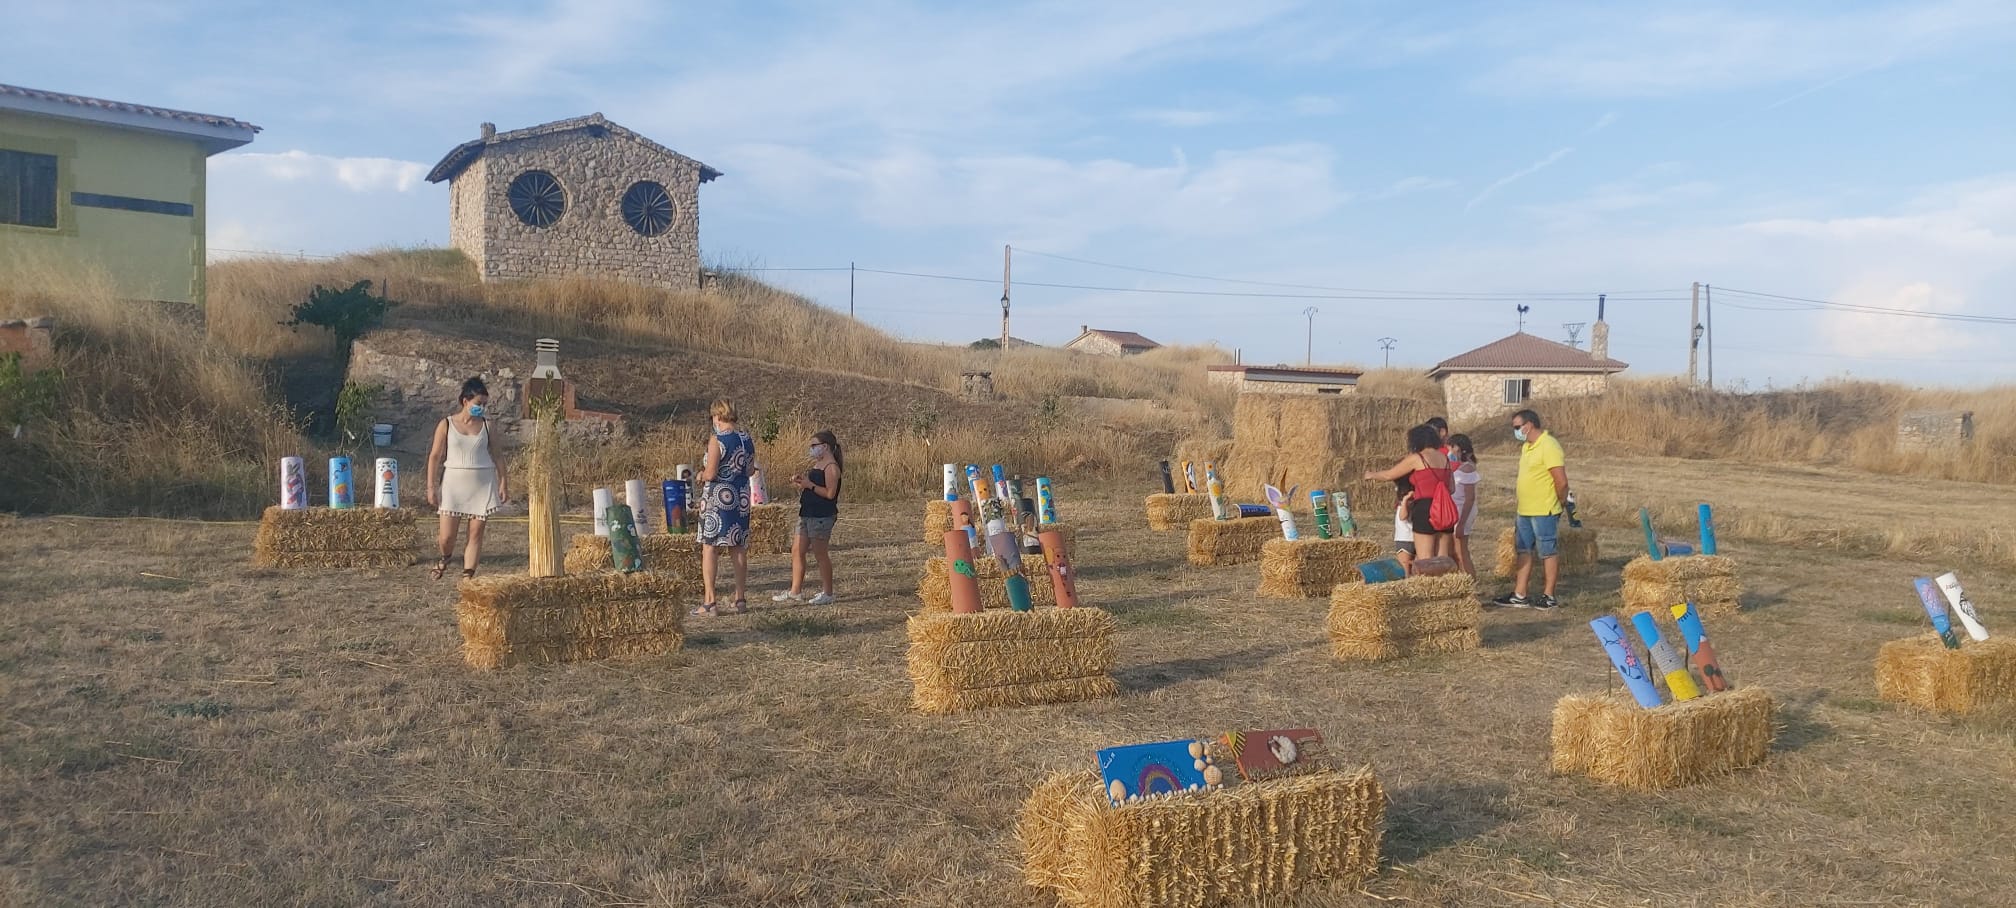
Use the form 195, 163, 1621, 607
1408, 498, 1441, 535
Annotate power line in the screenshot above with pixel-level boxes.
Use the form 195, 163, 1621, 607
853, 266, 1685, 303
1012, 246, 1685, 299
1715, 287, 2016, 325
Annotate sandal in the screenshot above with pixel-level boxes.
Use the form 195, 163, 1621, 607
726, 598, 748, 615
690, 602, 719, 618
429, 556, 453, 581
462, 568, 477, 579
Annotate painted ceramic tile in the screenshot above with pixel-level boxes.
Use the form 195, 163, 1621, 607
1218, 728, 1327, 781
1097, 738, 1218, 807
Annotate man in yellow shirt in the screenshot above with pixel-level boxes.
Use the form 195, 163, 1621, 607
1493, 408, 1569, 609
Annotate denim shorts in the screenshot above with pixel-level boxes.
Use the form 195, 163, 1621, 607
797, 516, 837, 540
1514, 514, 1560, 558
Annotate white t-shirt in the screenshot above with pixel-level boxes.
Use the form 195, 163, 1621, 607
1393, 503, 1414, 543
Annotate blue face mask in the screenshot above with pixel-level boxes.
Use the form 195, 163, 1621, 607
469, 404, 487, 420
1513, 427, 1527, 442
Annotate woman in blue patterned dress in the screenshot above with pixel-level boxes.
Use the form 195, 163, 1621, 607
692, 399, 755, 617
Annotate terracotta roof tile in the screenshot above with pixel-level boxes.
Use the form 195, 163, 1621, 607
1429, 332, 1627, 376
1072, 328, 1160, 349
425, 113, 721, 184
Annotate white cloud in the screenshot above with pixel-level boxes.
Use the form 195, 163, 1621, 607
208, 151, 443, 256
1375, 176, 1457, 198
1819, 281, 1973, 358
1129, 108, 1236, 127
213, 150, 430, 193
1466, 147, 1573, 211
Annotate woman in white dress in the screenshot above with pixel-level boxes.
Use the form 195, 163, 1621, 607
426, 378, 510, 580
1447, 433, 1482, 578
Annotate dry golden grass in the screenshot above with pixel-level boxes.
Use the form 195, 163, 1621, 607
5, 484, 2016, 905
0, 258, 302, 517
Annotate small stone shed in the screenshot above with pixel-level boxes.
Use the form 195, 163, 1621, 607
1430, 331, 1627, 425
1207, 364, 1361, 395
424, 113, 720, 290
1064, 326, 1161, 357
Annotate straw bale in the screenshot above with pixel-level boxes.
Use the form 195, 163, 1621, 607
919, 554, 1059, 611
1491, 526, 1601, 578
1257, 537, 1387, 598
1222, 393, 1435, 508
925, 499, 953, 542
1875, 634, 2016, 714
906, 609, 1118, 715
252, 506, 417, 567
1620, 555, 1743, 618
1186, 516, 1279, 566
1173, 437, 1232, 474
563, 533, 702, 579
1145, 493, 1213, 531
1018, 765, 1385, 908
1549, 688, 1775, 790
456, 572, 684, 670
747, 503, 791, 555
1326, 573, 1481, 662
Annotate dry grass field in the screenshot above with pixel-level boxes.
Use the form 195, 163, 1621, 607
5, 458, 2015, 906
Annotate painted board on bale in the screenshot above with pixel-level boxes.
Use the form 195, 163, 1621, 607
1145, 493, 1213, 531
252, 506, 417, 568
1258, 537, 1386, 598
1222, 393, 1436, 519
905, 609, 1117, 715
1550, 688, 1774, 790
918, 554, 1059, 611
1621, 554, 1743, 619
1875, 635, 2016, 714
1186, 515, 1278, 566
455, 572, 684, 670
1018, 766, 1385, 908
1492, 526, 1601, 578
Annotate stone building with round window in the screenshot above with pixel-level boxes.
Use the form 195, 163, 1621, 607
424, 113, 721, 290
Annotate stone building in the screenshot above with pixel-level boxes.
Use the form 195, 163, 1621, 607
1065, 326, 1161, 356
1206, 364, 1361, 395
1896, 410, 1974, 451
424, 113, 720, 290
1429, 330, 1627, 425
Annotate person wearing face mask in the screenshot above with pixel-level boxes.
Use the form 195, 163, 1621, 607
1446, 433, 1482, 578
1494, 408, 1568, 609
773, 430, 843, 605
691, 399, 754, 617
426, 377, 509, 580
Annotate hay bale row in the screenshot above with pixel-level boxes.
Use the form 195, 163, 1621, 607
906, 609, 1118, 714
563, 533, 703, 579
1621, 554, 1743, 618
1222, 393, 1436, 505
1186, 516, 1279, 566
1327, 573, 1481, 663
1550, 687, 1775, 790
1875, 634, 2016, 714
1492, 526, 1601, 578
1145, 493, 1213, 531
252, 506, 417, 568
455, 572, 684, 670
1257, 537, 1387, 598
919, 554, 1058, 612
1018, 766, 1385, 908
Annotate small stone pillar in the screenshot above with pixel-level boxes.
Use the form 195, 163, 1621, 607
961, 370, 994, 401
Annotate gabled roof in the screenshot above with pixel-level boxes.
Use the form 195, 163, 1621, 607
1068, 327, 1161, 349
0, 83, 258, 155
425, 113, 722, 184
1428, 331, 1628, 378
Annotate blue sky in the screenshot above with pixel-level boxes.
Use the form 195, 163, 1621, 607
13, 0, 2016, 385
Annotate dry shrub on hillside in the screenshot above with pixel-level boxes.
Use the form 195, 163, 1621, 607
0, 262, 300, 516
1545, 378, 2016, 484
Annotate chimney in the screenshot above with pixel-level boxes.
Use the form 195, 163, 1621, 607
1080, 324, 1088, 336
480, 122, 496, 140
1590, 294, 1610, 362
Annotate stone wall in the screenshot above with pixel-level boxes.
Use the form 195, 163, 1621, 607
1441, 371, 1609, 425
1897, 410, 1974, 451
0, 317, 55, 371
1219, 376, 1359, 396
345, 339, 623, 459
1067, 334, 1126, 357
452, 130, 704, 291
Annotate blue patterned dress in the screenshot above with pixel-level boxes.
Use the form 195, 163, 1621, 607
700, 428, 754, 547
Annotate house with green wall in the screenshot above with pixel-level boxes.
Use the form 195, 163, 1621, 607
0, 83, 258, 306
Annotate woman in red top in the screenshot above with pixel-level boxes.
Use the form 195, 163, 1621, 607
1365, 423, 1455, 560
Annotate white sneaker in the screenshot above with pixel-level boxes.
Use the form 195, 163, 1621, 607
771, 590, 803, 603
806, 592, 835, 605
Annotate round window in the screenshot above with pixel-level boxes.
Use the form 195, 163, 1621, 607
620, 181, 675, 237
507, 170, 566, 228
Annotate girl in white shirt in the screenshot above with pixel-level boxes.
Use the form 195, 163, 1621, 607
1447, 434, 1482, 577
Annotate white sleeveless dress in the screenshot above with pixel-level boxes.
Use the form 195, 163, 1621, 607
1451, 466, 1482, 536
439, 418, 499, 519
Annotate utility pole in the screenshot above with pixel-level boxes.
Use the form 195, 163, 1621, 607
1377, 336, 1397, 368
849, 262, 856, 319
1688, 281, 1701, 386
1000, 244, 1011, 349
1705, 283, 1714, 390
1302, 307, 1318, 365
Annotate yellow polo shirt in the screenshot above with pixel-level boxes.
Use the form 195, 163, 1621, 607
1516, 431, 1566, 516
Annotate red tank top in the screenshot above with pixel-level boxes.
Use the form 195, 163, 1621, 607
1409, 464, 1452, 501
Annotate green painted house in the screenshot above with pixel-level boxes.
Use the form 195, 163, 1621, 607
0, 83, 258, 305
